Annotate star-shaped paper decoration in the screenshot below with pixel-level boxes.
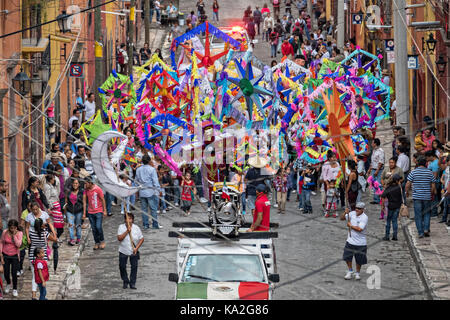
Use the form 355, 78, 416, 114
181, 21, 230, 69
98, 70, 137, 119
141, 69, 179, 112
323, 82, 354, 160
83, 111, 113, 144
228, 59, 273, 120
147, 113, 191, 150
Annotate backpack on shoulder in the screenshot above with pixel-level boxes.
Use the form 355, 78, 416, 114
118, 50, 125, 65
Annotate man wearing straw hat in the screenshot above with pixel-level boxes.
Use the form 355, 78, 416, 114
245, 155, 269, 216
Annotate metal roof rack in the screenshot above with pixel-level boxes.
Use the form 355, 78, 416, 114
171, 222, 279, 228
168, 230, 278, 240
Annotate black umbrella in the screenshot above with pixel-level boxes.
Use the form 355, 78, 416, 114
52, 242, 59, 272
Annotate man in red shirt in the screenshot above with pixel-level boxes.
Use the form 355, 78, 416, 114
281, 39, 294, 58
247, 184, 271, 232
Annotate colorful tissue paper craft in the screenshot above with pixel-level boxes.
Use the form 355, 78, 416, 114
76, 21, 392, 191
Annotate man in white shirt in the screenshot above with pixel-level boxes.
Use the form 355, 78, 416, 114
369, 138, 385, 204
396, 146, 410, 175
83, 93, 96, 123
69, 108, 82, 129
340, 202, 368, 280
117, 213, 144, 289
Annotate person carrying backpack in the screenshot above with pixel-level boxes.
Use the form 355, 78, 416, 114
117, 43, 129, 75
269, 30, 279, 58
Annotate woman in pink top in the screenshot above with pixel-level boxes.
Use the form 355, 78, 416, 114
422, 128, 435, 153
83, 179, 107, 250
0, 219, 23, 296
261, 3, 271, 17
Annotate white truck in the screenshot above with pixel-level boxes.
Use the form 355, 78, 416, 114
168, 226, 279, 300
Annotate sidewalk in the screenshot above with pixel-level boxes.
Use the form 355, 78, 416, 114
378, 119, 450, 300
2, 224, 90, 300
403, 217, 450, 299
2, 20, 173, 301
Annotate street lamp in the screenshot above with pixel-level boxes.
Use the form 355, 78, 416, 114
422, 33, 437, 54
12, 67, 31, 97
436, 55, 447, 76
30, 73, 43, 97
38, 64, 50, 83
56, 11, 71, 33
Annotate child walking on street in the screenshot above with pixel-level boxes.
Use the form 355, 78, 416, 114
33, 247, 49, 300
119, 174, 132, 215
273, 168, 288, 214
301, 166, 316, 214
181, 172, 196, 216
325, 180, 339, 218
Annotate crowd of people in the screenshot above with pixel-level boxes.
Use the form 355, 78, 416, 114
2, 0, 450, 299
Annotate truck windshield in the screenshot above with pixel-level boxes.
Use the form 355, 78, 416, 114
181, 254, 265, 283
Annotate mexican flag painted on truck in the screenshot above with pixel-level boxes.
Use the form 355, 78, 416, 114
176, 282, 269, 299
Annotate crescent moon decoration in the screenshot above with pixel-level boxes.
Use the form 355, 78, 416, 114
91, 130, 140, 198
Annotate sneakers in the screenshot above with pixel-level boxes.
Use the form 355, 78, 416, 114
274, 203, 279, 208
200, 197, 208, 203
12, 290, 18, 297
157, 210, 160, 214
354, 273, 361, 280
5, 284, 11, 294
68, 240, 76, 246
120, 211, 125, 215
17, 270, 23, 277
324, 213, 330, 218
332, 214, 337, 218
344, 271, 354, 280
76, 239, 81, 245
311, 191, 317, 195
175, 203, 179, 207
162, 210, 167, 214
153, 225, 163, 229
298, 207, 304, 211
207, 207, 212, 213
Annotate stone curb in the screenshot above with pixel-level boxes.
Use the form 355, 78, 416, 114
55, 26, 172, 300
401, 216, 435, 300
55, 225, 90, 300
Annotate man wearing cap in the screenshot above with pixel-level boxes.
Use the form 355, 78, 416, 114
247, 184, 270, 232
45, 143, 67, 164
41, 153, 65, 174
340, 202, 368, 280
